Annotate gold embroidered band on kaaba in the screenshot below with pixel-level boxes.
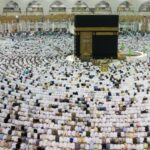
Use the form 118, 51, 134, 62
75, 27, 118, 32
96, 32, 118, 35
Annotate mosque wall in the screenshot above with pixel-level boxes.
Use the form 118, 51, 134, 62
0, 0, 150, 32
0, 0, 150, 15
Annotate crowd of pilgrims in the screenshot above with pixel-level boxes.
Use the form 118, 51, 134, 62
0, 31, 149, 150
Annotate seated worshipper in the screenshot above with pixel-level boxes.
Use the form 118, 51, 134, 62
97, 102, 107, 111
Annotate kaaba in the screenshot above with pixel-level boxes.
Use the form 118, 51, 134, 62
74, 15, 119, 60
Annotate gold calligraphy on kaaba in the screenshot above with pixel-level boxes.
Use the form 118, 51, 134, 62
96, 32, 118, 35
80, 32, 92, 60
75, 27, 118, 32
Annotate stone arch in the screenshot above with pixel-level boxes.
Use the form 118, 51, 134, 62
117, 1, 132, 12
139, 1, 150, 12
72, 0, 89, 13
95, 1, 111, 12
50, 1, 66, 12
26, 1, 43, 13
3, 1, 21, 13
